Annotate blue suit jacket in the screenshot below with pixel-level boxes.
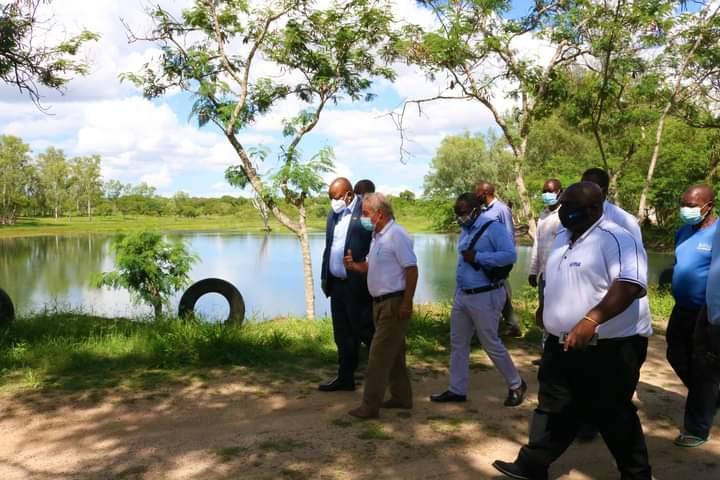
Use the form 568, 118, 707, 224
321, 197, 372, 299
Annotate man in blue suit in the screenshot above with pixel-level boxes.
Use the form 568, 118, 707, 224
319, 177, 374, 391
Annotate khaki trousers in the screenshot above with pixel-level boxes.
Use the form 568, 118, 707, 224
361, 295, 412, 412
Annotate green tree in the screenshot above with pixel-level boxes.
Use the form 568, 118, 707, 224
69, 155, 103, 218
399, 1, 589, 237
0, 1, 98, 104
423, 132, 502, 198
0, 135, 34, 225
95, 231, 197, 319
37, 147, 69, 218
124, 0, 397, 319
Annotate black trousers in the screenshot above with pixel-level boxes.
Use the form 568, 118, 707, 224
329, 278, 373, 381
667, 305, 720, 439
666, 304, 703, 388
517, 335, 651, 480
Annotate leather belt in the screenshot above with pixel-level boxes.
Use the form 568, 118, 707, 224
373, 290, 405, 303
462, 283, 502, 295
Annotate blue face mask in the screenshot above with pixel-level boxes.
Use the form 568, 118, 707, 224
679, 205, 708, 225
360, 216, 374, 231
541, 192, 559, 206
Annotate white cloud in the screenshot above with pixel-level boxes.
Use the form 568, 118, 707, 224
140, 166, 172, 189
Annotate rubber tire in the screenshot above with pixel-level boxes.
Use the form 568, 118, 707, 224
0, 288, 15, 326
178, 278, 245, 325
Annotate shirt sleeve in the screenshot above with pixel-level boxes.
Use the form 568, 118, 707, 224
606, 228, 648, 295
392, 229, 417, 268
528, 218, 541, 275
500, 207, 515, 241
474, 221, 517, 267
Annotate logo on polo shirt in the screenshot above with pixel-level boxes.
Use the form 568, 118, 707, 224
698, 242, 712, 252
569, 261, 582, 268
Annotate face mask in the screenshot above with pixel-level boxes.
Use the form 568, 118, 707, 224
331, 196, 347, 214
542, 192, 559, 206
559, 205, 587, 229
456, 209, 477, 228
679, 205, 708, 225
360, 216, 374, 231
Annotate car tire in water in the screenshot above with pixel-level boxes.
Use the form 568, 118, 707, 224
178, 278, 245, 325
0, 288, 15, 325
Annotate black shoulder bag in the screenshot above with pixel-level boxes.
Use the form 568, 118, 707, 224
463, 220, 514, 282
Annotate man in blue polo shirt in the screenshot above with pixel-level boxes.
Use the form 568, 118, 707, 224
667, 184, 718, 447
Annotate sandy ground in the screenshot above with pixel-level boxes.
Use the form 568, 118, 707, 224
0, 335, 718, 480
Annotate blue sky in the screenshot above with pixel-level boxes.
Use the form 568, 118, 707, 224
0, 0, 542, 198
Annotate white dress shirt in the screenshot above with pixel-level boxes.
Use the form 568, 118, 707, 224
367, 220, 417, 297
329, 196, 358, 279
529, 207, 561, 276
543, 217, 652, 339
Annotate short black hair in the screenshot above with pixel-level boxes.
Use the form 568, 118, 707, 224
353, 179, 375, 195
581, 168, 610, 192
456, 192, 480, 209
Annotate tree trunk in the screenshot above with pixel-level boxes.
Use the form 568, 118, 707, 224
87, 196, 92, 219
637, 104, 671, 222
152, 299, 162, 320
54, 205, 59, 219
298, 205, 315, 320
516, 138, 537, 240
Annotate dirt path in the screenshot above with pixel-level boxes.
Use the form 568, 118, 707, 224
0, 336, 718, 479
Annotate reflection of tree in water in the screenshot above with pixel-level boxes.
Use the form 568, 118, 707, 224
0, 235, 109, 312
416, 235, 458, 302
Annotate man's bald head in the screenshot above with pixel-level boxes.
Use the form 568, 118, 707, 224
563, 182, 603, 208
328, 177, 353, 200
543, 179, 562, 193
682, 184, 715, 206
559, 182, 604, 235
474, 181, 495, 196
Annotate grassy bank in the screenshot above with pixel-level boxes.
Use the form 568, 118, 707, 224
0, 212, 437, 239
0, 288, 674, 395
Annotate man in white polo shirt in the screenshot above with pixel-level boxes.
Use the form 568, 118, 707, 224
493, 182, 652, 480
343, 192, 418, 419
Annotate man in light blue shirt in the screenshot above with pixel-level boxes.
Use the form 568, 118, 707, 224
666, 184, 719, 448
475, 181, 522, 337
431, 193, 526, 407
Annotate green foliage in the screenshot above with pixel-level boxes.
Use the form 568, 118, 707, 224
0, 135, 34, 225
0, 1, 99, 104
95, 232, 198, 319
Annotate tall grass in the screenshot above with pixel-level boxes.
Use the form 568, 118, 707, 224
0, 288, 675, 393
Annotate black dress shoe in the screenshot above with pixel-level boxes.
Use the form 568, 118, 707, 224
430, 390, 467, 402
492, 460, 547, 480
318, 377, 355, 392
504, 379, 527, 407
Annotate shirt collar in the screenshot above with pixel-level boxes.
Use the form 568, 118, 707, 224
374, 219, 395, 238
482, 198, 497, 211
346, 195, 357, 214
569, 215, 605, 246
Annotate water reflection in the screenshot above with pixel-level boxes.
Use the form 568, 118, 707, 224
0, 233, 674, 320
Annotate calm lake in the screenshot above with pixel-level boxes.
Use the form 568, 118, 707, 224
0, 233, 674, 321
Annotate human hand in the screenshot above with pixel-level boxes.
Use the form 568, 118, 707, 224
563, 318, 597, 351
462, 249, 476, 264
528, 274, 538, 288
535, 307, 544, 328
343, 249, 354, 271
399, 299, 413, 321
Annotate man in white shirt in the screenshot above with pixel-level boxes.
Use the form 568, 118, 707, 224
493, 182, 652, 480
343, 193, 418, 419
528, 179, 563, 366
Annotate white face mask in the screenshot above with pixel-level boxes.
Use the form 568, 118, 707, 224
331, 195, 348, 214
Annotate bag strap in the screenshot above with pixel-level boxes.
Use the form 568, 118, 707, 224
467, 219, 495, 252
